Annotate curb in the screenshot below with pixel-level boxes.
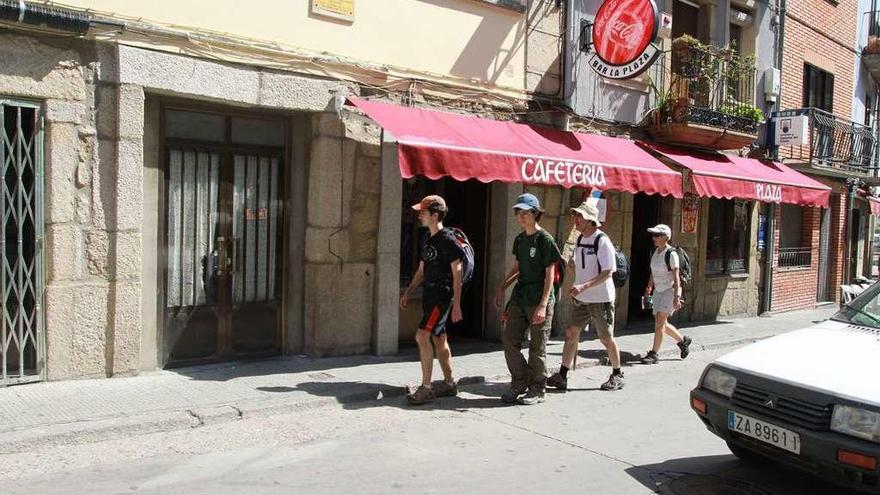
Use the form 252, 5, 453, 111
0, 335, 769, 452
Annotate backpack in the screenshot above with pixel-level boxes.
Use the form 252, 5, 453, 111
449, 227, 475, 286
664, 245, 692, 285
576, 233, 630, 288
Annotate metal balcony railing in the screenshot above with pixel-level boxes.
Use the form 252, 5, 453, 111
778, 247, 812, 269
649, 41, 760, 134
867, 6, 880, 38
776, 108, 878, 175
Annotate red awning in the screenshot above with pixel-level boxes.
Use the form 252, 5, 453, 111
644, 144, 831, 208
347, 98, 682, 197
868, 196, 880, 216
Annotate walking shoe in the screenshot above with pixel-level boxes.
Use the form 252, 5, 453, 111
501, 387, 526, 404
678, 336, 693, 359
600, 373, 625, 391
406, 385, 435, 406
517, 390, 546, 405
433, 380, 458, 398
547, 372, 568, 391
641, 350, 659, 365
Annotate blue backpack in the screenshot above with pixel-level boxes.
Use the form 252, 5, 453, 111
576, 233, 629, 288
449, 228, 475, 285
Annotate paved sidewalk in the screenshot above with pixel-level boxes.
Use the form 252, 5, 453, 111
0, 307, 835, 451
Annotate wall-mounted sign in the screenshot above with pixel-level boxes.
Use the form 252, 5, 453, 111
587, 0, 661, 79
774, 115, 809, 146
311, 0, 354, 22
682, 192, 699, 235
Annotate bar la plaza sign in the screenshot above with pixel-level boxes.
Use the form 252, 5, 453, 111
586, 0, 661, 80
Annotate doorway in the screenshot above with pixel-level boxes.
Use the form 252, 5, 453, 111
161, 107, 286, 367
399, 177, 489, 340
628, 193, 662, 322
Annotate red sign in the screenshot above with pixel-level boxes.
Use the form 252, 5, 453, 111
589, 0, 660, 79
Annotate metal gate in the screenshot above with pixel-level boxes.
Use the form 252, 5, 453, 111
817, 206, 831, 302
1, 99, 45, 386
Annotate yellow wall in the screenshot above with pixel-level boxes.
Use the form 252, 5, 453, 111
51, 0, 526, 91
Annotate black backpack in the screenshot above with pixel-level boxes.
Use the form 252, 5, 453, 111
664, 245, 692, 285
576, 233, 630, 288
449, 228, 475, 285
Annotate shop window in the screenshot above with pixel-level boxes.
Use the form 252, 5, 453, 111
803, 64, 834, 113
706, 199, 750, 275
778, 204, 812, 268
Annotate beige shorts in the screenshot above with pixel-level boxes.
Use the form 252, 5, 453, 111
653, 289, 676, 316
569, 300, 615, 338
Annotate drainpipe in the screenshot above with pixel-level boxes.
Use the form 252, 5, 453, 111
0, 0, 92, 34
761, 0, 786, 314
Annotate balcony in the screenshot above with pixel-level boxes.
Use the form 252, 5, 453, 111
643, 36, 761, 151
775, 108, 878, 177
862, 9, 880, 84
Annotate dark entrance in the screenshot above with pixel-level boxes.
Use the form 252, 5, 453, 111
628, 193, 662, 322
161, 107, 286, 367
400, 177, 489, 339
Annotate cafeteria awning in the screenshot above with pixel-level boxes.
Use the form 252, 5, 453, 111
643, 144, 831, 208
347, 98, 682, 197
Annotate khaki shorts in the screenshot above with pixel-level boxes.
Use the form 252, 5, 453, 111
569, 300, 615, 338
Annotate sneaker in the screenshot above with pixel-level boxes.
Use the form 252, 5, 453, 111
406, 385, 435, 406
433, 380, 458, 398
501, 387, 526, 404
547, 372, 568, 391
641, 351, 659, 365
517, 390, 546, 405
678, 336, 693, 359
600, 373, 625, 391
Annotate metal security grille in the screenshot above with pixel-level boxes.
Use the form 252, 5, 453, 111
1, 100, 44, 386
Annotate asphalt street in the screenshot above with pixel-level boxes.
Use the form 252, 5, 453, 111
0, 344, 854, 494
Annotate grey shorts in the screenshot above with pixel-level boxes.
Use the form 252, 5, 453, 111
653, 289, 676, 316
568, 300, 614, 338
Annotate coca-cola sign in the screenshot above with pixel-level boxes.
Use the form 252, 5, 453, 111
588, 0, 660, 79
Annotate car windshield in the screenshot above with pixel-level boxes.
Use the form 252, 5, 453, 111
833, 282, 880, 328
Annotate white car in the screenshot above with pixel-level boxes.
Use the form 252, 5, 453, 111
691, 284, 880, 493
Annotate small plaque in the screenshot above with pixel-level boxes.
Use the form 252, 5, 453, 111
311, 0, 354, 22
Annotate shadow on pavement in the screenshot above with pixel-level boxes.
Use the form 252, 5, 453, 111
625, 454, 847, 494
287, 380, 514, 411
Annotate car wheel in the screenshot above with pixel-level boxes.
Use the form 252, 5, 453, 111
727, 441, 765, 464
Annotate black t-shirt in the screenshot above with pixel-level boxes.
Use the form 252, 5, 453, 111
421, 227, 467, 297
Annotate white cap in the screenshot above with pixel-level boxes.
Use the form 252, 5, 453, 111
647, 224, 672, 239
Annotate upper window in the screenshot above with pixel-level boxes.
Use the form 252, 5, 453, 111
803, 64, 834, 113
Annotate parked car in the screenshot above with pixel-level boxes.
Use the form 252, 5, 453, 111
690, 283, 880, 493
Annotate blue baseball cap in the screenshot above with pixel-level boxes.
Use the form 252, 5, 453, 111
512, 193, 542, 212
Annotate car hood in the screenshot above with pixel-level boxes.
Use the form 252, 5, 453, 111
715, 319, 880, 408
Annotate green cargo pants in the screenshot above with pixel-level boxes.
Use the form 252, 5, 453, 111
502, 302, 554, 394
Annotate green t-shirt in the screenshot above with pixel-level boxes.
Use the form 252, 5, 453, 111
510, 229, 561, 308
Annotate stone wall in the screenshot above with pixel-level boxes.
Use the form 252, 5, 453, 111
302, 111, 383, 356
1, 32, 144, 379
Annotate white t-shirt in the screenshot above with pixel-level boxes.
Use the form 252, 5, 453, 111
651, 246, 680, 293
572, 230, 616, 303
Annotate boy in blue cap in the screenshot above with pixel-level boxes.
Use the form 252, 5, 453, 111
494, 192, 562, 405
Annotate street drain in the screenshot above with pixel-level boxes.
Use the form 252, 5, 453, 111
662, 475, 777, 495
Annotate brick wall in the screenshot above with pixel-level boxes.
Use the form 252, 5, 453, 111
827, 192, 848, 302
771, 205, 821, 312
780, 0, 857, 117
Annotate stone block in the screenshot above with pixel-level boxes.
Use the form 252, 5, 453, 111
343, 117, 381, 145
118, 45, 260, 105
0, 34, 88, 101
359, 142, 381, 159
95, 84, 118, 140
46, 224, 84, 282
350, 193, 380, 233
258, 71, 356, 111
92, 138, 117, 232
75, 189, 91, 224
117, 84, 145, 140
349, 230, 378, 262
45, 123, 80, 224
307, 137, 356, 228
355, 156, 381, 195
71, 283, 110, 377
44, 284, 76, 380
112, 281, 142, 375
544, 187, 563, 216
86, 230, 110, 278
45, 99, 86, 125
314, 112, 344, 137
303, 262, 375, 356
115, 139, 145, 232
305, 227, 350, 264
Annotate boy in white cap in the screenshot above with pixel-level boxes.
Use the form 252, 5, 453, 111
641, 224, 692, 365
547, 201, 624, 391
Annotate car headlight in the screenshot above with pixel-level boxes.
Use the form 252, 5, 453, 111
701, 366, 737, 398
831, 405, 880, 443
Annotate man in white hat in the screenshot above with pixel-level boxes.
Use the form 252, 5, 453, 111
641, 224, 691, 364
547, 201, 624, 392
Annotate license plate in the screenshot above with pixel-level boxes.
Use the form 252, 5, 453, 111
728, 411, 801, 454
